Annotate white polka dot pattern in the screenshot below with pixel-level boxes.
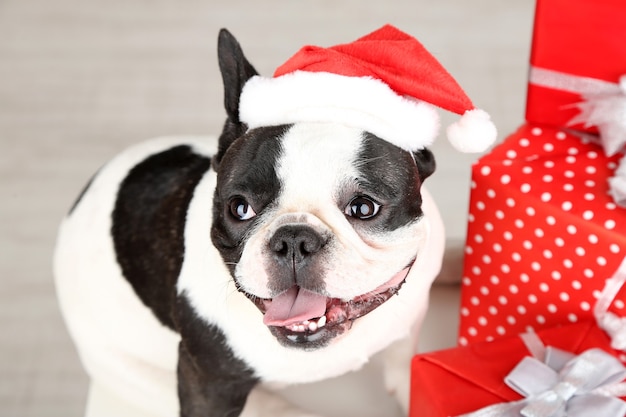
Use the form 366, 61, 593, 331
459, 124, 626, 345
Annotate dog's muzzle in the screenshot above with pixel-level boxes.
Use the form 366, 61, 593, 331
241, 223, 414, 348
246, 267, 411, 349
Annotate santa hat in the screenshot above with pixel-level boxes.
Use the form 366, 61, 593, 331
239, 24, 497, 153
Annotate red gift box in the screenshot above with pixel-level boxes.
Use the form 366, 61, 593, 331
410, 321, 626, 417
526, 0, 626, 133
459, 123, 626, 345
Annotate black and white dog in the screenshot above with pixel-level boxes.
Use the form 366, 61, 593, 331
54, 29, 445, 417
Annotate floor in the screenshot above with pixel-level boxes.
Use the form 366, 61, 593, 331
0, 1, 534, 416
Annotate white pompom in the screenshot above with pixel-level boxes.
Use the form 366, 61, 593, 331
446, 109, 497, 153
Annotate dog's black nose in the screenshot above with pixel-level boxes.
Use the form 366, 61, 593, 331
269, 225, 325, 265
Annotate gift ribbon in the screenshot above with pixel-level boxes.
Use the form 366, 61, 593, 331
529, 66, 626, 207
529, 67, 623, 98
457, 335, 626, 417
595, 257, 626, 350
529, 67, 626, 156
458, 258, 626, 417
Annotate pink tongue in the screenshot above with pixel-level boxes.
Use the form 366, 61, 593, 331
263, 286, 327, 326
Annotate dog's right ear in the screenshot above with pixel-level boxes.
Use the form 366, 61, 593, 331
215, 29, 259, 168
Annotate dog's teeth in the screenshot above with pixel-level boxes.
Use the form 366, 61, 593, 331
284, 318, 326, 333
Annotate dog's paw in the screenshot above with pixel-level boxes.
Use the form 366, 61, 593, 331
384, 366, 410, 414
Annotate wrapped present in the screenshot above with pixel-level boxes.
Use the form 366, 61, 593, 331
526, 0, 626, 155
526, 0, 626, 207
409, 321, 626, 417
459, 124, 626, 345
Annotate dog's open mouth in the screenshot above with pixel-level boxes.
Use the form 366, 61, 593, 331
244, 263, 413, 348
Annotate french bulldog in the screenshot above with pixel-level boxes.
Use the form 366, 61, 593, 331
54, 29, 445, 417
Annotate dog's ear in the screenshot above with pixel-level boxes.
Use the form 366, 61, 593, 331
412, 148, 436, 182
214, 28, 258, 168
218, 28, 258, 124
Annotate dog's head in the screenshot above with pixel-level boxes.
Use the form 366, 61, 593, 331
210, 30, 436, 350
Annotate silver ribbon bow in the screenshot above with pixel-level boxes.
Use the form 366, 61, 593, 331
529, 67, 626, 207
567, 74, 626, 157
569, 74, 626, 207
458, 342, 626, 417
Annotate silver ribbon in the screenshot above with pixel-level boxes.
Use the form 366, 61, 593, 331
567, 74, 626, 157
529, 67, 626, 207
457, 337, 626, 417
529, 67, 626, 156
595, 258, 626, 351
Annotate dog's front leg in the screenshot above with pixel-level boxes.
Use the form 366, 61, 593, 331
177, 342, 258, 417
178, 349, 322, 417
382, 317, 423, 415
382, 336, 414, 414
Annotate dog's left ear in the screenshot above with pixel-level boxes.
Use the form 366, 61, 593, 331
214, 28, 259, 168
412, 148, 436, 182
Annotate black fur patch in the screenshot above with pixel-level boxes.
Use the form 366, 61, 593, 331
355, 133, 428, 230
211, 125, 289, 272
175, 293, 258, 417
111, 145, 212, 329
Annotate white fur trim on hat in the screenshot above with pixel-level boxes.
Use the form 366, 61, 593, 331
446, 109, 497, 153
238, 71, 440, 153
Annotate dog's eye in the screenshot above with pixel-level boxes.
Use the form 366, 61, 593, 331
345, 196, 381, 220
229, 198, 256, 221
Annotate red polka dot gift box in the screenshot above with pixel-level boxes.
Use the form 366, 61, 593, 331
409, 321, 626, 417
526, 0, 626, 153
459, 123, 626, 346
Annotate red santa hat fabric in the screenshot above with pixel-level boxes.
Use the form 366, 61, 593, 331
239, 24, 497, 153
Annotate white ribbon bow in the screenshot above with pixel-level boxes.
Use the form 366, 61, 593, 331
508, 348, 626, 417
458, 345, 626, 417
569, 74, 626, 207
567, 75, 626, 157
529, 67, 626, 207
